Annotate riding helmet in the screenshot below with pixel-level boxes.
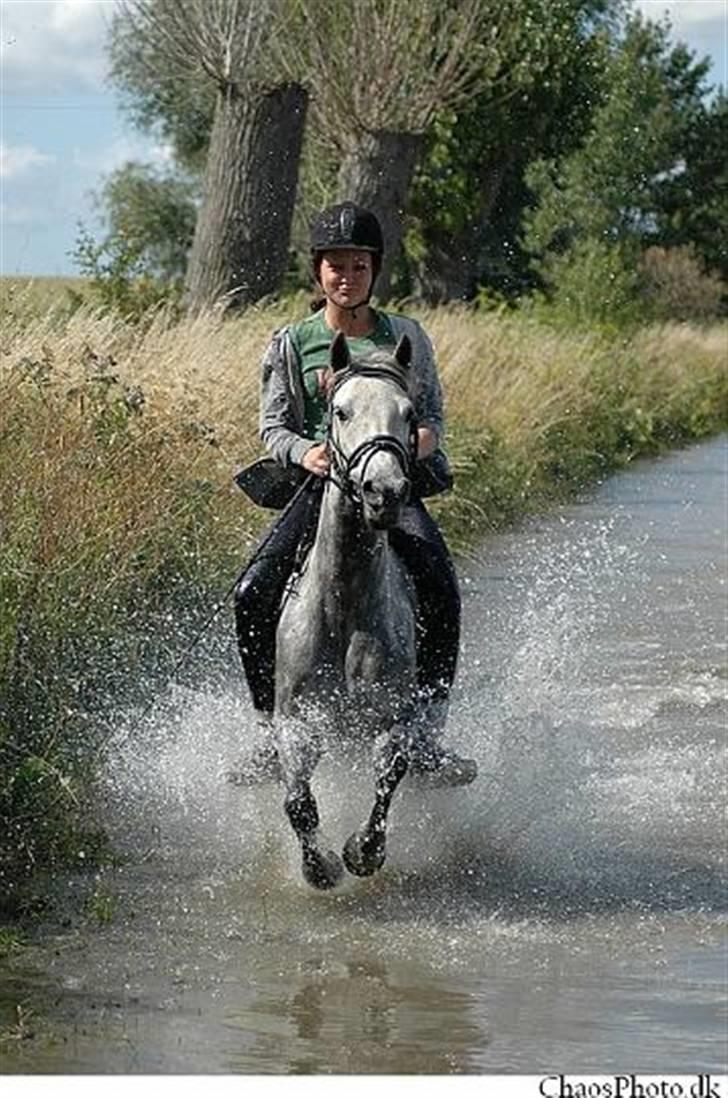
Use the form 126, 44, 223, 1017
310, 202, 384, 288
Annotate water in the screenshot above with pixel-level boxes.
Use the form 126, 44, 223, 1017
1, 436, 726, 1075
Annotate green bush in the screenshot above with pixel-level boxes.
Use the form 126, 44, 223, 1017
73, 225, 183, 321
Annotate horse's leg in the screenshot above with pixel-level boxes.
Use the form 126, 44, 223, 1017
276, 715, 344, 891
342, 723, 410, 878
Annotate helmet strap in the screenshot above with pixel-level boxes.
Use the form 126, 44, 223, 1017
318, 281, 373, 318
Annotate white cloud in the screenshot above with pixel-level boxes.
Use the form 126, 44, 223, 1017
0, 0, 114, 95
632, 0, 727, 80
71, 134, 175, 174
0, 140, 56, 177
633, 0, 726, 28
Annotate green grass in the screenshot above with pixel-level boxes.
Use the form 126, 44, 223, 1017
0, 928, 26, 959
0, 276, 89, 326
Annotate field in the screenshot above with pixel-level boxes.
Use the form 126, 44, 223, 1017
1, 278, 726, 903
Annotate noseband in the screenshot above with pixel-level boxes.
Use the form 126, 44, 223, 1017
326, 365, 418, 501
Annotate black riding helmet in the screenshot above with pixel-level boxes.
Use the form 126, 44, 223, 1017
310, 202, 384, 302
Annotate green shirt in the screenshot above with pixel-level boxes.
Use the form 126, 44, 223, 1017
289, 309, 396, 441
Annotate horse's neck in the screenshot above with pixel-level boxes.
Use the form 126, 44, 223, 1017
308, 483, 388, 605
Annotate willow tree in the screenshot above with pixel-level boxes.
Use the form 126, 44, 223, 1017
280, 0, 506, 299
112, 0, 308, 310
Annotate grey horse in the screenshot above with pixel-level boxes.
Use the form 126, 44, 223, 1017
274, 331, 432, 890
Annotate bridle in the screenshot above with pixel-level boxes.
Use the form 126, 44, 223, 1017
325, 364, 418, 503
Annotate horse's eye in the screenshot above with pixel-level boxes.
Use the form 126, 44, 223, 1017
334, 406, 350, 422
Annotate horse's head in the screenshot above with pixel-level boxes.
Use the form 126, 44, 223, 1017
327, 331, 416, 530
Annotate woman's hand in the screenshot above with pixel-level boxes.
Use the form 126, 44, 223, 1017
416, 426, 438, 460
301, 442, 330, 477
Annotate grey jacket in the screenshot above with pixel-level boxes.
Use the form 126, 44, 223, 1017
259, 313, 446, 469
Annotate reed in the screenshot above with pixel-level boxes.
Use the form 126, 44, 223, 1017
1, 290, 725, 901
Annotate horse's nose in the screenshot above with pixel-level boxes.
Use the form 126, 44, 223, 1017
363, 478, 410, 507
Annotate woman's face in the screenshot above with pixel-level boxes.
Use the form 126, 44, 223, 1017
318, 249, 373, 309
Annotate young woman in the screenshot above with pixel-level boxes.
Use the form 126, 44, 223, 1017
232, 202, 475, 786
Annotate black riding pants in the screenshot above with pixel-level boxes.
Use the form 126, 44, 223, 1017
234, 480, 460, 714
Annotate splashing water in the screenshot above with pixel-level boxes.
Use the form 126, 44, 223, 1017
97, 453, 726, 923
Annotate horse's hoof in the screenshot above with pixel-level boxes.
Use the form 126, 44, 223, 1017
342, 829, 386, 878
409, 749, 478, 788
301, 842, 345, 891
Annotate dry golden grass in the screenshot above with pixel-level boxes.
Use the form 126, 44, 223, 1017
2, 296, 726, 582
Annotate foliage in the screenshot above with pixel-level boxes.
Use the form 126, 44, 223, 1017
100, 1, 724, 315
99, 162, 198, 281
73, 225, 180, 320
281, 0, 504, 143
0, 278, 87, 329
0, 303, 268, 906
530, 237, 643, 328
70, 163, 197, 319
650, 90, 728, 280
424, 307, 728, 547
407, 0, 623, 299
108, 0, 285, 168
522, 15, 715, 323
86, 886, 115, 925
0, 928, 26, 958
108, 5, 216, 172
107, 1, 309, 311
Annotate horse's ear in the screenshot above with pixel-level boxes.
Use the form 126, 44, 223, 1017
394, 334, 412, 370
330, 331, 351, 373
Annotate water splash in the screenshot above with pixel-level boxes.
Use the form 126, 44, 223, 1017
96, 501, 726, 923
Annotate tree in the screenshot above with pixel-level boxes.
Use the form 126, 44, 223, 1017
522, 14, 717, 322
281, 0, 506, 299
96, 162, 197, 280
651, 89, 728, 280
407, 0, 625, 301
72, 163, 197, 316
111, 0, 308, 310
108, 13, 215, 174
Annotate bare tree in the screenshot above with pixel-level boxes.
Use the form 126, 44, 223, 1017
281, 0, 505, 299
115, 0, 308, 310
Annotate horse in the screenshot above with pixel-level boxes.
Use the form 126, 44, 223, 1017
273, 330, 429, 890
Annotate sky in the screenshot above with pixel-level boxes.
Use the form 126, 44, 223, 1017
0, 0, 726, 277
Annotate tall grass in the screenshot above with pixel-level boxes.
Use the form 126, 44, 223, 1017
1, 289, 726, 904
425, 309, 727, 549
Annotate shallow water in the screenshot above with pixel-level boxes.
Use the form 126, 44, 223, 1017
1, 436, 726, 1075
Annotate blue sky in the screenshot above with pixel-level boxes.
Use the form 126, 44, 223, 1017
1, 0, 726, 277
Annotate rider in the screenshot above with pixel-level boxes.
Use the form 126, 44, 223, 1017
232, 201, 476, 785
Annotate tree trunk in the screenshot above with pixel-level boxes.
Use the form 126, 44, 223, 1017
414, 160, 511, 304
337, 130, 423, 302
414, 240, 477, 303
185, 82, 308, 311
